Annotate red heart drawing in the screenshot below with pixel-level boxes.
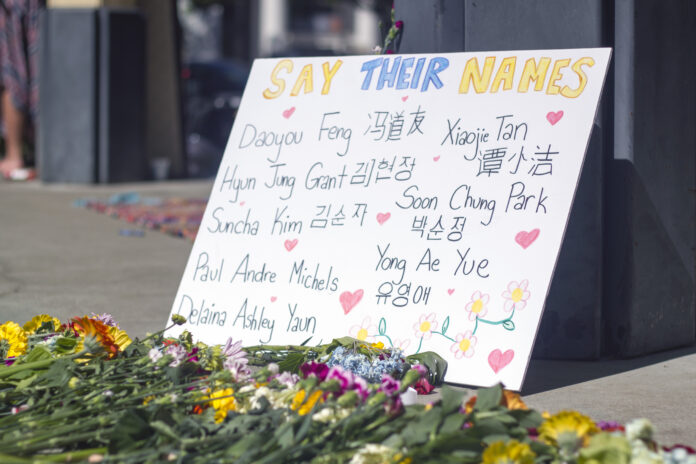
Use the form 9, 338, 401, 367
433, 156, 441, 162
270, 296, 277, 303
401, 96, 408, 102
340, 290, 364, 315
447, 289, 455, 295
284, 239, 298, 251
376, 212, 391, 225
239, 201, 246, 207
546, 110, 563, 125
515, 229, 540, 249
282, 107, 296, 119
488, 349, 514, 374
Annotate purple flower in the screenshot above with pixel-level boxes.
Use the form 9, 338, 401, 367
221, 337, 251, 380
412, 364, 427, 377
187, 347, 199, 363
379, 375, 400, 397
386, 50, 394, 55
300, 361, 329, 381
327, 366, 355, 392
90, 313, 119, 327
352, 376, 369, 400
597, 420, 624, 432
165, 344, 187, 367
394, 20, 404, 30
273, 371, 299, 387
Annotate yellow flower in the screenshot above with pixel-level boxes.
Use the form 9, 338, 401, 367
142, 395, 156, 406
108, 327, 132, 351
0, 321, 28, 358
291, 389, 324, 416
538, 410, 599, 448
23, 315, 61, 334
291, 389, 307, 411
371, 341, 385, 349
481, 440, 536, 464
207, 388, 236, 423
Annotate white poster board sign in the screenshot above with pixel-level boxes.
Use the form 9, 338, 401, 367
167, 48, 611, 390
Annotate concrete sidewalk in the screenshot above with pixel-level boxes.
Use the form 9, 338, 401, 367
0, 180, 694, 446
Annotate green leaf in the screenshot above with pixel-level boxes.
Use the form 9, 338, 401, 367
406, 351, 448, 385
509, 409, 544, 429
578, 432, 631, 464
481, 433, 510, 445
502, 320, 515, 331
470, 417, 508, 439
474, 384, 502, 411
109, 409, 153, 453
440, 385, 465, 414
149, 420, 181, 442
442, 316, 450, 335
278, 352, 305, 373
379, 317, 387, 335
24, 345, 52, 363
439, 413, 466, 434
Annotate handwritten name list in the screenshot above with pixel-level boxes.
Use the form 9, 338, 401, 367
167, 49, 611, 389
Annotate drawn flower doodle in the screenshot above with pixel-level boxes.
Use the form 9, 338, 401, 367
502, 280, 530, 312
450, 331, 477, 359
392, 338, 411, 351
413, 313, 438, 340
465, 291, 490, 321
349, 317, 377, 342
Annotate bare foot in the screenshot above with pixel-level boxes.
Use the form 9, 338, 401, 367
0, 156, 24, 178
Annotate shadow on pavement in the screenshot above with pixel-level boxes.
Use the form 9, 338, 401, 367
522, 344, 696, 395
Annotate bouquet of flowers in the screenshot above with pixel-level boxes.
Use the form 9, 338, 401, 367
0, 313, 694, 463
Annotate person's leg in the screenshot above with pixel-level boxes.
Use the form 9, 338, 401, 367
0, 89, 24, 176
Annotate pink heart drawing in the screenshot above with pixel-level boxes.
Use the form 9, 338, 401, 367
447, 289, 455, 295
340, 289, 364, 315
401, 96, 408, 102
284, 239, 298, 251
376, 212, 391, 225
546, 110, 563, 125
282, 107, 296, 119
488, 349, 514, 374
270, 296, 277, 303
239, 201, 246, 207
515, 228, 540, 249
433, 156, 441, 162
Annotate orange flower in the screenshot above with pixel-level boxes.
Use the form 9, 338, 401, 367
71, 317, 119, 357
502, 390, 528, 410
463, 389, 528, 413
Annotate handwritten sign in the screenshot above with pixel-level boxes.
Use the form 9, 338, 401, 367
166, 49, 611, 390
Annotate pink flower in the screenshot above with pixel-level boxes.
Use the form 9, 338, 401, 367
379, 374, 400, 397
349, 317, 377, 342
464, 291, 490, 321
301, 361, 329, 381
449, 331, 477, 359
502, 279, 531, 312
413, 313, 438, 340
327, 366, 356, 393
394, 20, 404, 30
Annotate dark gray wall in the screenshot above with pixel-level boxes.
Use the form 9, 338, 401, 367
605, 1, 696, 356
38, 8, 146, 184
39, 10, 98, 183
